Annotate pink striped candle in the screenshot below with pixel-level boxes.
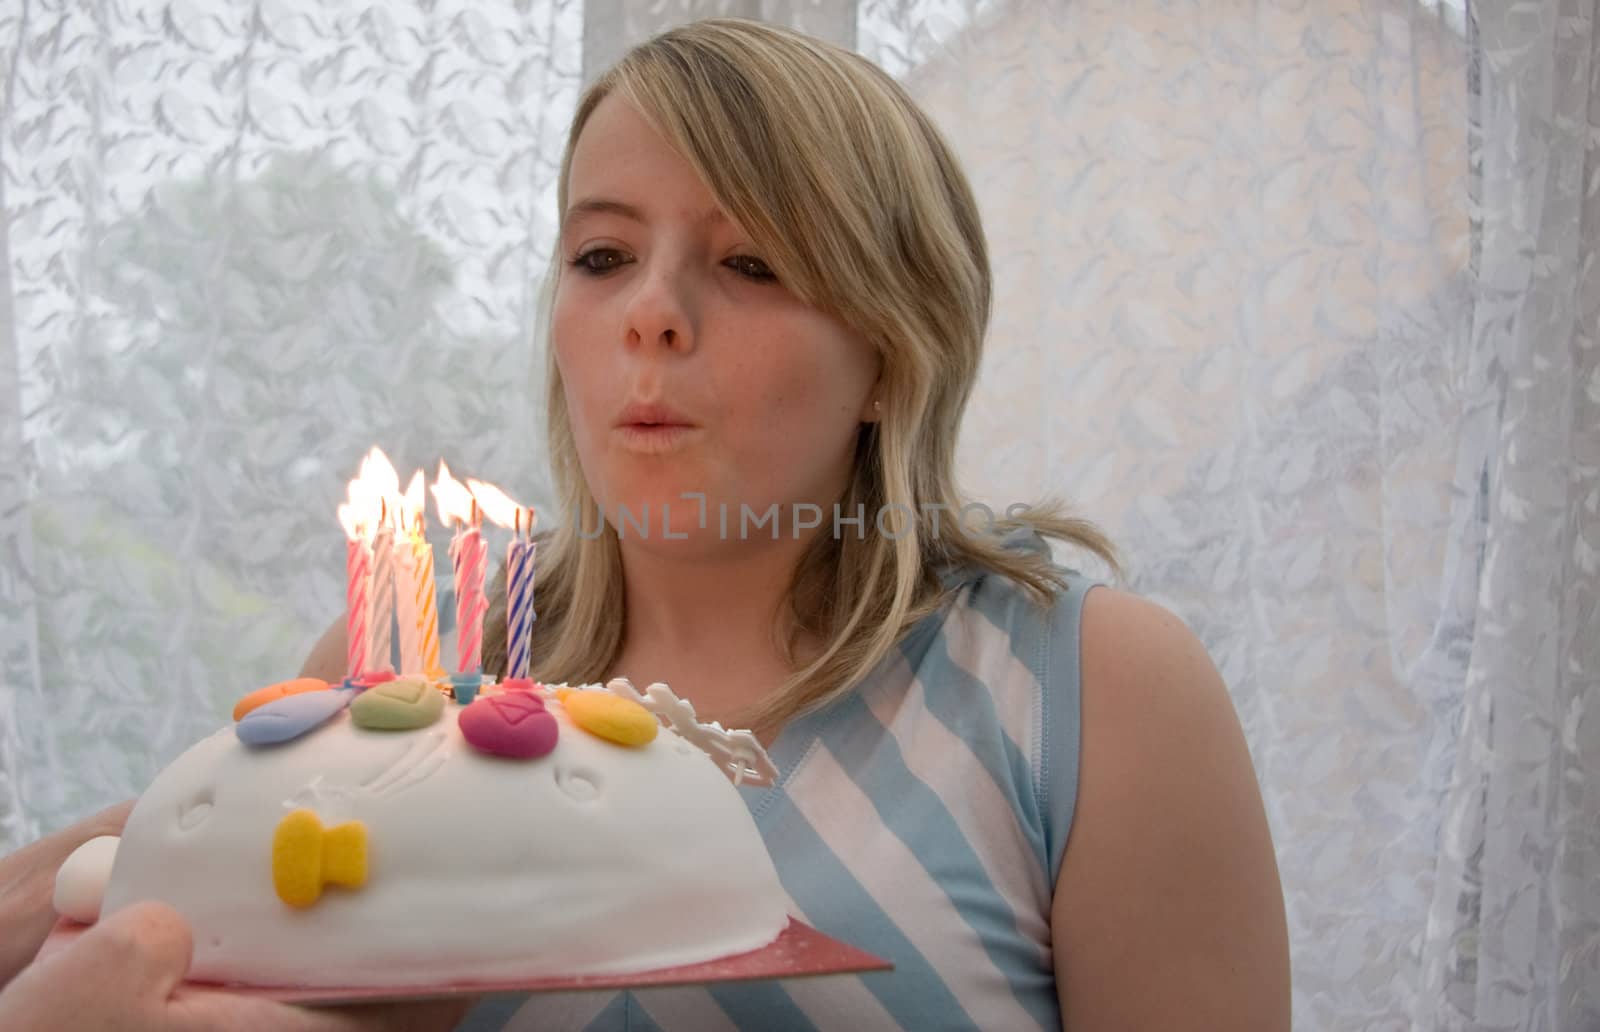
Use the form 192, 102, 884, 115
466, 478, 537, 681
337, 500, 373, 680
432, 461, 490, 675
450, 517, 488, 673
344, 535, 370, 677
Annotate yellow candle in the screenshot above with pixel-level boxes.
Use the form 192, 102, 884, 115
403, 470, 445, 681
415, 532, 443, 679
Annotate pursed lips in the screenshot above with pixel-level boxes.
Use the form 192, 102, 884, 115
612, 401, 700, 454
615, 401, 697, 429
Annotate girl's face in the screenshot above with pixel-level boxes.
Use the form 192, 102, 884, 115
553, 96, 881, 552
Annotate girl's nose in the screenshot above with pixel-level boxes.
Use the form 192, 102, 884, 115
623, 264, 696, 354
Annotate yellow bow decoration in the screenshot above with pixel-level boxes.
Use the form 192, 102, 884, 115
272, 809, 369, 908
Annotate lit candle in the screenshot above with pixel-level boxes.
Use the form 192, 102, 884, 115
432, 462, 488, 674
403, 470, 444, 680
362, 449, 401, 676
471, 479, 538, 681
392, 515, 422, 676
367, 505, 396, 676
506, 512, 537, 681
336, 491, 373, 680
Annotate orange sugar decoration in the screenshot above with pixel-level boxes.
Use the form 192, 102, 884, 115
232, 678, 330, 722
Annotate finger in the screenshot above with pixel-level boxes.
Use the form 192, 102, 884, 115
70, 900, 195, 1002
0, 901, 195, 1031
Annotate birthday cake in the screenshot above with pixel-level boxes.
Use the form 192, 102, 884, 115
52, 674, 790, 989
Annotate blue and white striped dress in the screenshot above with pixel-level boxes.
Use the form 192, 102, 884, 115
458, 530, 1098, 1031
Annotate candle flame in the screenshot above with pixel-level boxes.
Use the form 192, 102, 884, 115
468, 478, 535, 534
402, 470, 426, 534
336, 502, 364, 541
431, 461, 478, 528
340, 460, 384, 541
362, 447, 401, 500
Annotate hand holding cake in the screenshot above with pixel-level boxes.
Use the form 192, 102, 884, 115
0, 900, 470, 1031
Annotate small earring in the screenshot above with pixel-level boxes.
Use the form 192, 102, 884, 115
873, 400, 882, 412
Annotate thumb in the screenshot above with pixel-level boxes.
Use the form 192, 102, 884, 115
66, 900, 195, 1002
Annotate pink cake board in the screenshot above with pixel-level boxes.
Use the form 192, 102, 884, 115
40, 917, 891, 1006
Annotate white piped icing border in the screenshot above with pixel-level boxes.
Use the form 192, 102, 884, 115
539, 678, 779, 787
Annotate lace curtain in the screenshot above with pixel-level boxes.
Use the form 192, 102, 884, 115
2, 0, 1595, 1027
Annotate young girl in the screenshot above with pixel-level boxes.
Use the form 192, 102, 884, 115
4, 16, 1288, 1032
311, 18, 1283, 1031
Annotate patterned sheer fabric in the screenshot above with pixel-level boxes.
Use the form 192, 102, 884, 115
0, 0, 582, 836
2, 0, 1594, 1027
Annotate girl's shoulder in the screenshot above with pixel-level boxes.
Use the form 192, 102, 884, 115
937, 525, 1105, 651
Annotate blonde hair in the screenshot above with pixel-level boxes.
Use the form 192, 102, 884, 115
483, 18, 1117, 731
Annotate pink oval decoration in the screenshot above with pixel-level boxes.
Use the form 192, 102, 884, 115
458, 692, 558, 759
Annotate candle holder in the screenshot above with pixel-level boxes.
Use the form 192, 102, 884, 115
449, 672, 484, 705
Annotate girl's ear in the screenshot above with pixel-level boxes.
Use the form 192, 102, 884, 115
859, 372, 884, 423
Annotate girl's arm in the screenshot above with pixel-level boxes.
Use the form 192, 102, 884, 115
1052, 588, 1291, 1030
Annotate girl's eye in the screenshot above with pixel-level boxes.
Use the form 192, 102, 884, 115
567, 249, 776, 283
569, 248, 629, 274
726, 255, 777, 283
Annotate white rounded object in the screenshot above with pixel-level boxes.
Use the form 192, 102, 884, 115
100, 697, 789, 987
53, 835, 121, 923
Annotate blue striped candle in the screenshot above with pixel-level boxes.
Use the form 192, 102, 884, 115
505, 522, 537, 680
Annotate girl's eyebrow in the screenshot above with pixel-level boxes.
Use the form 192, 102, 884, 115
563, 197, 643, 230
561, 197, 730, 235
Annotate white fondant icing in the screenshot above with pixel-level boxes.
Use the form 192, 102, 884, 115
98, 690, 789, 988
53, 835, 121, 924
